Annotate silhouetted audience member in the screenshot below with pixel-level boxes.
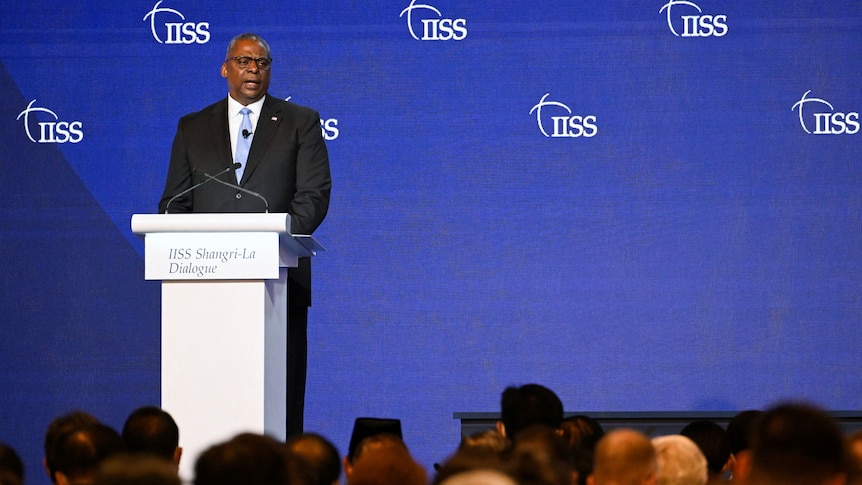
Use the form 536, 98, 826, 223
346, 440, 427, 485
561, 415, 605, 485
433, 430, 509, 485
345, 418, 402, 462
588, 429, 657, 485
680, 420, 731, 485
562, 415, 605, 453
726, 411, 762, 456
726, 410, 762, 481
94, 454, 181, 485
51, 422, 125, 485
726, 411, 761, 454
122, 406, 182, 467
733, 403, 846, 485
846, 429, 862, 485
194, 433, 291, 485
344, 433, 409, 484
194, 433, 287, 485
461, 429, 509, 455
497, 384, 564, 440
285, 432, 341, 485
506, 425, 573, 485
0, 441, 24, 485
434, 447, 508, 485
343, 418, 404, 481
44, 411, 101, 484
285, 451, 317, 485
438, 469, 518, 485
651, 435, 707, 485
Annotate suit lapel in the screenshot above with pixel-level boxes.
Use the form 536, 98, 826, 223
242, 96, 283, 184
208, 100, 234, 173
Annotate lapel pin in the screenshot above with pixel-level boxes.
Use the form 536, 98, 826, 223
271, 116, 277, 121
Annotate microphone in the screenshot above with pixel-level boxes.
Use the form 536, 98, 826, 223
242, 129, 252, 139
193, 166, 270, 213
164, 163, 241, 214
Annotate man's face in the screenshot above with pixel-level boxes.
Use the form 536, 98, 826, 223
221, 39, 271, 105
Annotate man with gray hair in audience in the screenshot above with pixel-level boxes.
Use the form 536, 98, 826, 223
651, 435, 707, 485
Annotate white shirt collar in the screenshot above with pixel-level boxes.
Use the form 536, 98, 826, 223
227, 94, 266, 118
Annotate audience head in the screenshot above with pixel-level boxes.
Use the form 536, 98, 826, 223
506, 424, 572, 485
285, 432, 341, 485
561, 415, 605, 485
285, 451, 318, 485
346, 418, 403, 465
588, 428, 657, 485
44, 411, 101, 483
438, 469, 518, 485
651, 435, 707, 485
346, 440, 426, 485
122, 406, 181, 466
460, 429, 509, 455
0, 442, 24, 485
194, 433, 290, 485
726, 410, 763, 456
498, 384, 564, 439
679, 420, 731, 478
94, 454, 181, 485
51, 422, 125, 485
735, 402, 846, 485
195, 432, 292, 485
561, 415, 605, 452
344, 433, 409, 484
434, 430, 509, 485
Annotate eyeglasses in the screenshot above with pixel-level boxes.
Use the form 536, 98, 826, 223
227, 56, 272, 70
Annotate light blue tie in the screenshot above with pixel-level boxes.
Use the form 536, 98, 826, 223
235, 107, 252, 183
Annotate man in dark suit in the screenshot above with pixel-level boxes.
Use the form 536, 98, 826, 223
158, 33, 331, 437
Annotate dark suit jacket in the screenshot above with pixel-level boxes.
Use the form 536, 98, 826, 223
158, 95, 331, 302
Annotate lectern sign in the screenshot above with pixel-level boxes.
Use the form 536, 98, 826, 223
143, 232, 278, 280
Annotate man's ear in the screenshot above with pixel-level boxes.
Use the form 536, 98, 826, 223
721, 453, 733, 474
55, 471, 71, 485
496, 420, 506, 438
173, 446, 183, 467
732, 450, 753, 485
220, 62, 228, 79
343, 455, 353, 480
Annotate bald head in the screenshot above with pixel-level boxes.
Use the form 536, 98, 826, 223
285, 433, 341, 485
589, 429, 657, 485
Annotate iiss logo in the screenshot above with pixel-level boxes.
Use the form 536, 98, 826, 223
659, 1, 727, 37
285, 96, 339, 141
17, 100, 83, 144
530, 93, 598, 138
321, 117, 339, 141
143, 1, 210, 44
792, 90, 860, 135
399, 0, 467, 41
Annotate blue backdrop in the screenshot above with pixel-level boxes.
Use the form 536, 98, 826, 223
2, 0, 861, 480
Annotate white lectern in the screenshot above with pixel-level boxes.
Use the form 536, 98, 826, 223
131, 213, 322, 481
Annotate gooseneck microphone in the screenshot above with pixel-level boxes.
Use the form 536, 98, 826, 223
193, 166, 270, 213
163, 163, 241, 214
242, 129, 252, 139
